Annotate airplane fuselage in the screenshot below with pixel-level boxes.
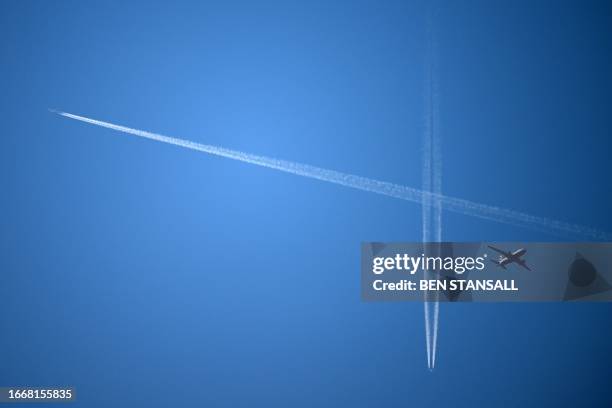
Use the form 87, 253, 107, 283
510, 248, 527, 258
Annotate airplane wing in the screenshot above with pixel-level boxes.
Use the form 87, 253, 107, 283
487, 245, 511, 257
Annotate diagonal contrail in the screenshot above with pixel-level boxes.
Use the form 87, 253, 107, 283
52, 110, 612, 242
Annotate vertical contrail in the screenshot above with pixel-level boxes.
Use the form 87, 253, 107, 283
430, 15, 442, 371
423, 9, 442, 370
430, 28, 443, 246
421, 33, 433, 368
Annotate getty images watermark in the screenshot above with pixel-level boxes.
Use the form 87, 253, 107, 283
361, 242, 612, 302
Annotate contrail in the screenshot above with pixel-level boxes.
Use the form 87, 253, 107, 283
52, 110, 612, 242
429, 15, 442, 370
421, 34, 433, 369
422, 14, 442, 370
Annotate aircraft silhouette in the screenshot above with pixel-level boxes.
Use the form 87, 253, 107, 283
488, 245, 531, 271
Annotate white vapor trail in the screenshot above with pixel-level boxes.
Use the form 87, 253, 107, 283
52, 110, 612, 242
421, 37, 433, 370
429, 18, 442, 371
422, 15, 442, 370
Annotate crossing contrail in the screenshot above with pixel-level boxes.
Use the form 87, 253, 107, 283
52, 110, 612, 242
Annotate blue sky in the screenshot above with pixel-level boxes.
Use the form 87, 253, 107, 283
1, 1, 612, 406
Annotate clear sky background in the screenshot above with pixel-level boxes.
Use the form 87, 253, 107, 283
1, 0, 612, 406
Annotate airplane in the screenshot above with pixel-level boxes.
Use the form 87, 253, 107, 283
487, 245, 531, 271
